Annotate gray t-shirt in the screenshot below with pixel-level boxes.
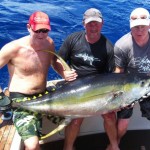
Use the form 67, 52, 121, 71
114, 32, 150, 73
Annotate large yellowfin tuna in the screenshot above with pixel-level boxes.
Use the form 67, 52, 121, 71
1, 73, 150, 139
11, 73, 150, 117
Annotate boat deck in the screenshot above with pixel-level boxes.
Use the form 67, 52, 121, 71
41, 130, 150, 150
0, 88, 16, 150
0, 113, 16, 150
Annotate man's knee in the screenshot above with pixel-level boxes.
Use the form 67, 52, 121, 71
117, 118, 130, 131
102, 112, 116, 121
24, 136, 40, 150
70, 118, 83, 127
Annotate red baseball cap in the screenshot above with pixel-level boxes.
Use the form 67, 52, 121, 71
29, 11, 51, 31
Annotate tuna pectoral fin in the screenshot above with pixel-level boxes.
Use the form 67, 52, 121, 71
113, 91, 124, 98
40, 118, 71, 140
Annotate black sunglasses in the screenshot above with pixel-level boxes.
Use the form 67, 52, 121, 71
33, 29, 49, 33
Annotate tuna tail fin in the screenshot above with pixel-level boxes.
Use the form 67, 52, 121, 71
42, 50, 71, 71
40, 118, 71, 140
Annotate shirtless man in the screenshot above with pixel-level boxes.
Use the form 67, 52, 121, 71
0, 11, 76, 150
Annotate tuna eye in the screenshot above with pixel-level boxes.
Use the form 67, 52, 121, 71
140, 81, 145, 87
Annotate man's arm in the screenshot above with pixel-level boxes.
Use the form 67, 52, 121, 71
0, 42, 16, 69
52, 57, 78, 81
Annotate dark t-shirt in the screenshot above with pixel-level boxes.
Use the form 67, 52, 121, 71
59, 31, 115, 77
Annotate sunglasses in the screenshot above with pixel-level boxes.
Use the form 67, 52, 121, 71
130, 14, 149, 20
33, 29, 49, 33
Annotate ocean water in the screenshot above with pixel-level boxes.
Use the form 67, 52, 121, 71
0, 0, 150, 88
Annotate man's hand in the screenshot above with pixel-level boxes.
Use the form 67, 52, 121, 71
63, 69, 78, 81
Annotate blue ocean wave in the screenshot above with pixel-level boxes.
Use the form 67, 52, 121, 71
0, 0, 150, 88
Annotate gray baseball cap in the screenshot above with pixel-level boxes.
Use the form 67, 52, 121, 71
83, 8, 103, 24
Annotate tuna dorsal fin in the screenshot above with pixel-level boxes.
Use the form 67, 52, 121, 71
41, 50, 71, 71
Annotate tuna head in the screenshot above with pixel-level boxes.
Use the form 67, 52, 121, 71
100, 73, 150, 114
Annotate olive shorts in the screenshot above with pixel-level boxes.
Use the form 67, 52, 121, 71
13, 108, 42, 141
10, 92, 44, 141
